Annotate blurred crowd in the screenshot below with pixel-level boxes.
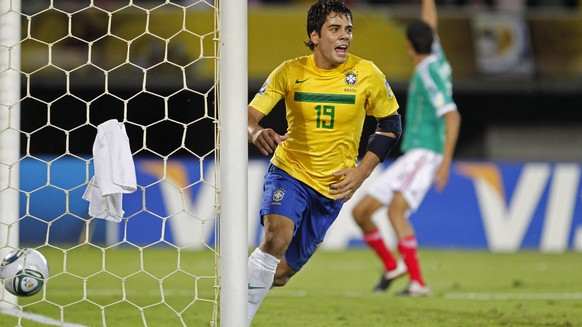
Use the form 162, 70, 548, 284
23, 0, 581, 10
250, 0, 580, 9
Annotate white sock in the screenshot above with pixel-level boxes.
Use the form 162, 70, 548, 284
247, 247, 280, 326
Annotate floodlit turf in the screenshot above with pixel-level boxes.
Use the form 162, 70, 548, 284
254, 249, 582, 327
2, 247, 581, 326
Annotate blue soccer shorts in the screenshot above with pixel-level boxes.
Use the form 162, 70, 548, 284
260, 164, 343, 272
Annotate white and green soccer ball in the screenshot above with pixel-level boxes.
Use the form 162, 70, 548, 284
0, 248, 49, 297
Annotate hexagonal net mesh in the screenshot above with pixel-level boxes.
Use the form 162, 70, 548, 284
0, 1, 221, 326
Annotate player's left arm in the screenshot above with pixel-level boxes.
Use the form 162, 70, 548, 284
330, 113, 402, 202
435, 109, 461, 192
422, 0, 438, 31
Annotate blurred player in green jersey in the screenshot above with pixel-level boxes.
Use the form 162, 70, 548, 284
246, 0, 402, 324
352, 0, 461, 297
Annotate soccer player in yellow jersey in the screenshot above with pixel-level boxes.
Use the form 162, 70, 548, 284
246, 0, 401, 324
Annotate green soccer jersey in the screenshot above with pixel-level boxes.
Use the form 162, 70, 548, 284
400, 39, 457, 154
250, 54, 399, 198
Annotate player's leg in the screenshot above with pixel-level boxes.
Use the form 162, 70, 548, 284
388, 192, 415, 240
248, 214, 294, 325
388, 192, 430, 296
352, 195, 383, 232
260, 213, 295, 258
272, 256, 297, 287
248, 164, 305, 325
353, 195, 405, 291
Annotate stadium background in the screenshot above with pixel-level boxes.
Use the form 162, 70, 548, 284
15, 2, 582, 252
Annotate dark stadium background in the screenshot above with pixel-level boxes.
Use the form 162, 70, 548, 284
21, 84, 582, 160
18, 3, 582, 162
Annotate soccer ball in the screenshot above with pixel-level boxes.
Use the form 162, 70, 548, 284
0, 248, 49, 297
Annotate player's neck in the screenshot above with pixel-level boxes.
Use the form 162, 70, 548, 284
413, 53, 429, 65
312, 52, 345, 70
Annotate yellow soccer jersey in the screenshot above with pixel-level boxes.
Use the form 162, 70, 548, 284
250, 54, 399, 198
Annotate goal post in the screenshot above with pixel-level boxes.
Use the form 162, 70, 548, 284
0, 0, 21, 308
218, 0, 249, 325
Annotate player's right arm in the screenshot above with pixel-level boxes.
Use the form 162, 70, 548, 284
435, 109, 461, 192
248, 106, 288, 156
422, 0, 437, 31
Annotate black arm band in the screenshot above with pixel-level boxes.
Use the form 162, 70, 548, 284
366, 133, 398, 162
376, 114, 402, 138
366, 114, 402, 162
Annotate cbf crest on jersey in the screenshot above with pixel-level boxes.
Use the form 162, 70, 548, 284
385, 80, 394, 99
272, 188, 285, 202
345, 72, 357, 86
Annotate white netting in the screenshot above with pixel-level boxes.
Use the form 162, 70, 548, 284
0, 1, 221, 326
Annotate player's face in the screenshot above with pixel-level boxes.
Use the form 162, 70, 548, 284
311, 12, 352, 70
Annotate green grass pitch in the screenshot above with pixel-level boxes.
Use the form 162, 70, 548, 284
2, 247, 581, 326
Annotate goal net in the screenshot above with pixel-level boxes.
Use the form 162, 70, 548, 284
0, 0, 247, 325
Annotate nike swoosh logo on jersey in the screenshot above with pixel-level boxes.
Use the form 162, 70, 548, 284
248, 283, 266, 290
295, 79, 309, 84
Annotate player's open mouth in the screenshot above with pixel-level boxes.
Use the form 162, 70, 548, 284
336, 45, 348, 55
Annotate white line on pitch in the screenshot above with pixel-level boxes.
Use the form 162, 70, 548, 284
268, 290, 582, 301
0, 308, 90, 327
445, 293, 582, 300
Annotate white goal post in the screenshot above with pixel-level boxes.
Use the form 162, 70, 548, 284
0, 0, 21, 309
0, 0, 247, 325
218, 0, 249, 325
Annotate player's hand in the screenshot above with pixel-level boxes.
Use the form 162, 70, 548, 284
434, 161, 451, 192
250, 128, 288, 156
329, 167, 367, 203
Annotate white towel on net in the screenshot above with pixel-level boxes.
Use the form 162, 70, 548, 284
82, 119, 137, 222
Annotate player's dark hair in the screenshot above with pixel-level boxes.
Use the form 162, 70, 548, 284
406, 19, 434, 55
304, 0, 353, 51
